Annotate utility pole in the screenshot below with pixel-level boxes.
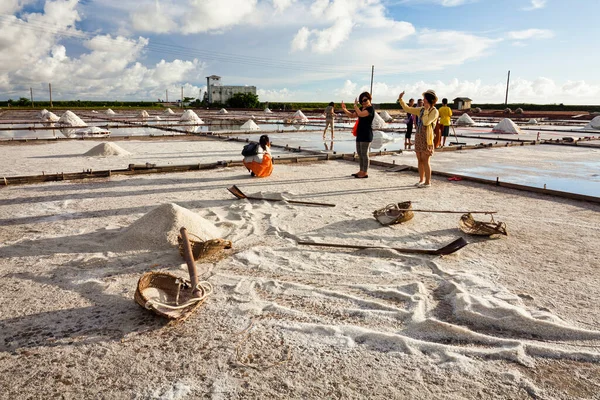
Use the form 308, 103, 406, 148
370, 65, 374, 96
505, 70, 510, 105
166, 89, 168, 103
30, 87, 34, 108
49, 83, 53, 108
181, 86, 184, 108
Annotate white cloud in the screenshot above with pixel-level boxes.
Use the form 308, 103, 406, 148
272, 0, 296, 13
257, 87, 296, 101
291, 27, 311, 52
507, 29, 554, 40
523, 0, 547, 11
130, 0, 177, 34
180, 0, 258, 34
0, 0, 37, 14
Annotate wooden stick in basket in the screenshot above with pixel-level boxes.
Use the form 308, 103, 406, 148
180, 227, 201, 297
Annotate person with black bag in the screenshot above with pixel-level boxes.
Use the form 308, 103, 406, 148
242, 135, 273, 177
341, 92, 374, 179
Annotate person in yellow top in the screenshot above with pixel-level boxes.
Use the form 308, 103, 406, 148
398, 89, 439, 188
438, 98, 453, 148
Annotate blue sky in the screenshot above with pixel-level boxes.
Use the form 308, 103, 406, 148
1, 0, 598, 104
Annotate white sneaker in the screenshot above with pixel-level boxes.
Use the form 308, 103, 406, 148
414, 182, 424, 187
419, 183, 432, 188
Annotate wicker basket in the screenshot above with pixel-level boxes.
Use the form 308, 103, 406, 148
134, 271, 208, 321
373, 201, 414, 225
177, 233, 232, 261
459, 213, 507, 236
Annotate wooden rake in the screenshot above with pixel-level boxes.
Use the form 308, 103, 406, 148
227, 185, 336, 207
297, 237, 468, 256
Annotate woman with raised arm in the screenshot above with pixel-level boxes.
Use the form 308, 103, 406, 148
398, 90, 439, 188
340, 92, 374, 178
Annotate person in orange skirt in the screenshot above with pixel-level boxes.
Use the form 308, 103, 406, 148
243, 135, 273, 177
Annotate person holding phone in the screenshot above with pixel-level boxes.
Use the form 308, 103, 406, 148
340, 92, 374, 178
398, 90, 439, 188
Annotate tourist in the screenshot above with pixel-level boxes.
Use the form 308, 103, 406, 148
243, 135, 273, 177
323, 102, 335, 140
438, 98, 453, 147
404, 98, 415, 149
341, 92, 374, 178
398, 90, 439, 188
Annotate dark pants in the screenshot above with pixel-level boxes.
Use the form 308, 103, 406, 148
356, 141, 371, 172
405, 122, 413, 139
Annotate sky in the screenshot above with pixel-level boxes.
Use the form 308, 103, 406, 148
0, 0, 598, 104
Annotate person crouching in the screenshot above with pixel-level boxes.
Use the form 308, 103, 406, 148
243, 135, 273, 177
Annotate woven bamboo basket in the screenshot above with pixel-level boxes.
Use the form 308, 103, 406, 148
177, 233, 232, 261
459, 213, 508, 236
373, 201, 414, 225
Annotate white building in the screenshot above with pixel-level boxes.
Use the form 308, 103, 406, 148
204, 75, 257, 105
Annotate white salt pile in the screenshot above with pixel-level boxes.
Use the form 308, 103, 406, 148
378, 110, 393, 122
527, 118, 538, 124
584, 116, 600, 130
105, 109, 116, 115
292, 110, 308, 122
493, 118, 521, 134
91, 110, 99, 114
38, 109, 49, 118
84, 142, 130, 156
456, 113, 475, 126
154, 116, 162, 121
163, 108, 175, 115
58, 111, 87, 127
138, 110, 150, 119
40, 111, 59, 123
179, 110, 204, 124
218, 108, 228, 114
113, 203, 222, 251
264, 108, 273, 113
371, 130, 394, 149
371, 111, 387, 129
240, 119, 260, 131
73, 127, 111, 137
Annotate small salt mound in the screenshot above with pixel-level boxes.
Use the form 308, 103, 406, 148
218, 108, 228, 114
58, 110, 87, 127
38, 109, 49, 118
114, 203, 222, 251
74, 126, 111, 137
179, 110, 204, 124
493, 118, 521, 134
371, 130, 394, 149
138, 110, 150, 119
41, 111, 59, 122
154, 116, 162, 121
91, 110, 99, 114
84, 142, 130, 156
105, 109, 116, 115
241, 119, 260, 131
456, 114, 475, 126
264, 108, 273, 113
527, 119, 538, 125
371, 111, 387, 129
584, 116, 600, 130
163, 108, 175, 115
292, 110, 308, 122
379, 110, 393, 122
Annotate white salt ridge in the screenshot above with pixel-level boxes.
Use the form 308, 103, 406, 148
163, 108, 175, 115
456, 114, 475, 126
138, 110, 150, 119
493, 118, 521, 134
58, 111, 87, 127
84, 142, 129, 156
73, 127, 111, 137
40, 111, 59, 122
378, 110, 393, 122
584, 116, 600, 130
38, 109, 49, 118
264, 108, 273, 113
218, 108, 228, 114
105, 108, 116, 115
292, 110, 308, 122
179, 110, 204, 124
527, 119, 538, 124
113, 203, 222, 251
154, 116, 162, 121
371, 131, 395, 150
240, 119, 260, 131
372, 112, 387, 129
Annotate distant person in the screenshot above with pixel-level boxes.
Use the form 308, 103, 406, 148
438, 98, 453, 147
323, 102, 335, 140
398, 90, 439, 188
243, 135, 273, 177
404, 98, 415, 149
341, 92, 374, 178
414, 98, 423, 127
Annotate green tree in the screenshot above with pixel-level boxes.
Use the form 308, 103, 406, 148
16, 97, 31, 106
226, 92, 259, 108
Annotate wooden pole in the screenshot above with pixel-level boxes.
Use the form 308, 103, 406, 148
30, 87, 34, 108
370, 65, 374, 96
166, 89, 168, 103
181, 86, 184, 108
505, 70, 510, 105
49, 83, 53, 108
